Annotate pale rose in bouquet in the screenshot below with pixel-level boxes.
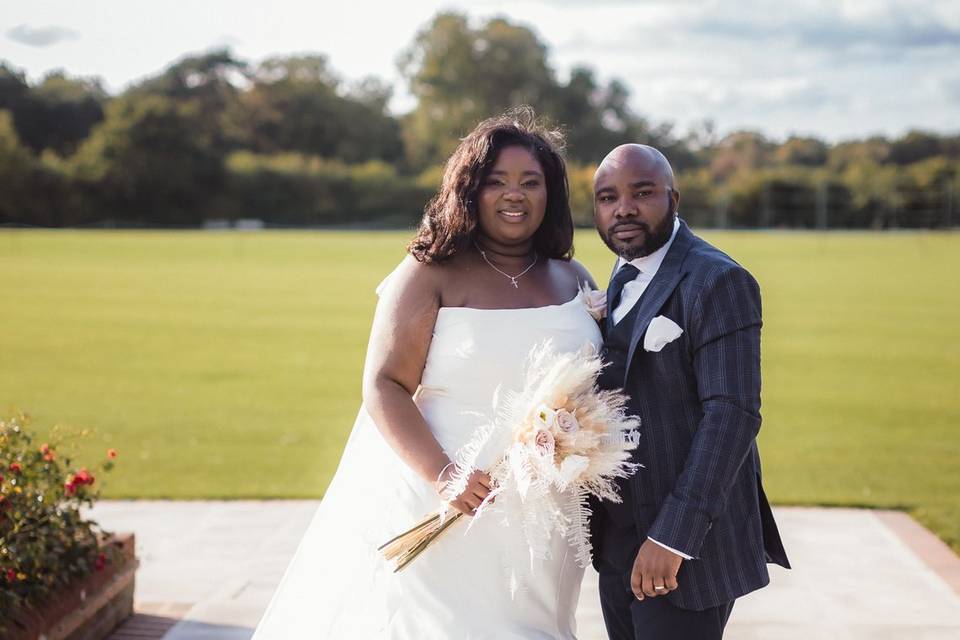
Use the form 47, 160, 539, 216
379, 340, 640, 573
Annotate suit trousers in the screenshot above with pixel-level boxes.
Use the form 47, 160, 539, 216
595, 520, 735, 640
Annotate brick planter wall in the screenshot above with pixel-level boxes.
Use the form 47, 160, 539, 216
5, 533, 139, 640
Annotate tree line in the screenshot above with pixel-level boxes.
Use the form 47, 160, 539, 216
1, 12, 958, 229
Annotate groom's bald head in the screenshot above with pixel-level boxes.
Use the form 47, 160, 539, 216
594, 144, 676, 191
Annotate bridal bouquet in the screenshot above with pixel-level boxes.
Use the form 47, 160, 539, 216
378, 340, 640, 572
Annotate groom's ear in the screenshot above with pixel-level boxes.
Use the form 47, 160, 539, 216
670, 187, 681, 211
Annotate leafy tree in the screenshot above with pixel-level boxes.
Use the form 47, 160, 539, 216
673, 168, 718, 227
900, 156, 958, 227
69, 94, 223, 224
128, 49, 247, 153
0, 61, 30, 112
827, 137, 891, 170
840, 160, 903, 228
232, 55, 402, 162
545, 69, 679, 165
0, 109, 36, 224
0, 63, 30, 115
14, 71, 106, 157
889, 130, 944, 165
0, 64, 106, 157
709, 131, 774, 181
0, 110, 77, 226
774, 136, 828, 167
397, 13, 683, 168
398, 13, 555, 167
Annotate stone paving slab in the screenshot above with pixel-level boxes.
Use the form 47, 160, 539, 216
109, 612, 180, 639
85, 502, 960, 639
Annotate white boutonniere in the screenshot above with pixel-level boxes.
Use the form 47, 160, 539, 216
578, 281, 607, 321
644, 315, 683, 352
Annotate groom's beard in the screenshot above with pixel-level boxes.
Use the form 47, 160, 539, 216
601, 201, 676, 260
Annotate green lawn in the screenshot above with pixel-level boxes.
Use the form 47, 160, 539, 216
1, 229, 958, 552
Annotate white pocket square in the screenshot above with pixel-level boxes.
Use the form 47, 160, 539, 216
644, 315, 683, 352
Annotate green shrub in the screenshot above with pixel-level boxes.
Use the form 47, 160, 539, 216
223, 151, 433, 226
0, 412, 121, 626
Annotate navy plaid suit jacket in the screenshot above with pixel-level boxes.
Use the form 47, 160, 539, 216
593, 219, 790, 611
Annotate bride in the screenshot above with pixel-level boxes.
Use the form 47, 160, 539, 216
253, 109, 603, 639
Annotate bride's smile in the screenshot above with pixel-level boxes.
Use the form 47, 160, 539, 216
497, 208, 527, 221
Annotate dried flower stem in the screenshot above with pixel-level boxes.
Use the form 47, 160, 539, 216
378, 509, 464, 572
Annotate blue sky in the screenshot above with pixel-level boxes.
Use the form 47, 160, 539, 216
2, 0, 958, 142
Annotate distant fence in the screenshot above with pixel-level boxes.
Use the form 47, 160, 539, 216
674, 184, 956, 230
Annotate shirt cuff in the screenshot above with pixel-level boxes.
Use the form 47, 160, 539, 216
648, 537, 694, 560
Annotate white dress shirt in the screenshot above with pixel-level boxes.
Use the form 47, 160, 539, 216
612, 216, 681, 324
610, 216, 693, 561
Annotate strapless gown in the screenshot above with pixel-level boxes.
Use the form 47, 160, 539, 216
253, 289, 602, 639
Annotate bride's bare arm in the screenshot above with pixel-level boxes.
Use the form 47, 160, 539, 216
361, 257, 491, 513
362, 257, 447, 483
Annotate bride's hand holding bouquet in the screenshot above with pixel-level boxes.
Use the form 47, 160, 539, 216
437, 466, 494, 516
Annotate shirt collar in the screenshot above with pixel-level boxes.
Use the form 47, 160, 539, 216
616, 216, 681, 277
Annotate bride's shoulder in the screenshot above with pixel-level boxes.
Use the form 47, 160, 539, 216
377, 254, 443, 300
550, 257, 598, 290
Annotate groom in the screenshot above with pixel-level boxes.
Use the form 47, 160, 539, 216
590, 144, 790, 639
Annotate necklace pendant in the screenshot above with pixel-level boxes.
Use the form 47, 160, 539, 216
475, 242, 537, 289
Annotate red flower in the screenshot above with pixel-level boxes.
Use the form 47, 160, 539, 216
4, 568, 14, 582
43, 451, 56, 462
9, 462, 21, 474
64, 476, 77, 495
94, 553, 107, 571
0, 473, 4, 483
74, 468, 94, 486
107, 448, 118, 459
40, 443, 50, 454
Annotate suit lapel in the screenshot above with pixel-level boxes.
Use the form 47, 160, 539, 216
623, 221, 695, 383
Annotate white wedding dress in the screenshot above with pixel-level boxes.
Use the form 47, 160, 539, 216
253, 281, 602, 639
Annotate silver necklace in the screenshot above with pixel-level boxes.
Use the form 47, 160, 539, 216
475, 243, 538, 288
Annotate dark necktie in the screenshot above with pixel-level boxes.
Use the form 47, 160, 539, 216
607, 263, 640, 325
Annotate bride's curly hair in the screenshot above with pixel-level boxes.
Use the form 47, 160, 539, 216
408, 106, 574, 263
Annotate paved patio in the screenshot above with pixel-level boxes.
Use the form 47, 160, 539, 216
87, 502, 960, 639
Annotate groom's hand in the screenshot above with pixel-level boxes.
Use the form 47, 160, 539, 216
631, 539, 683, 600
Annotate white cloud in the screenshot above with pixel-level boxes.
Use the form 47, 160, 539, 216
551, 0, 959, 139
6, 24, 79, 48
